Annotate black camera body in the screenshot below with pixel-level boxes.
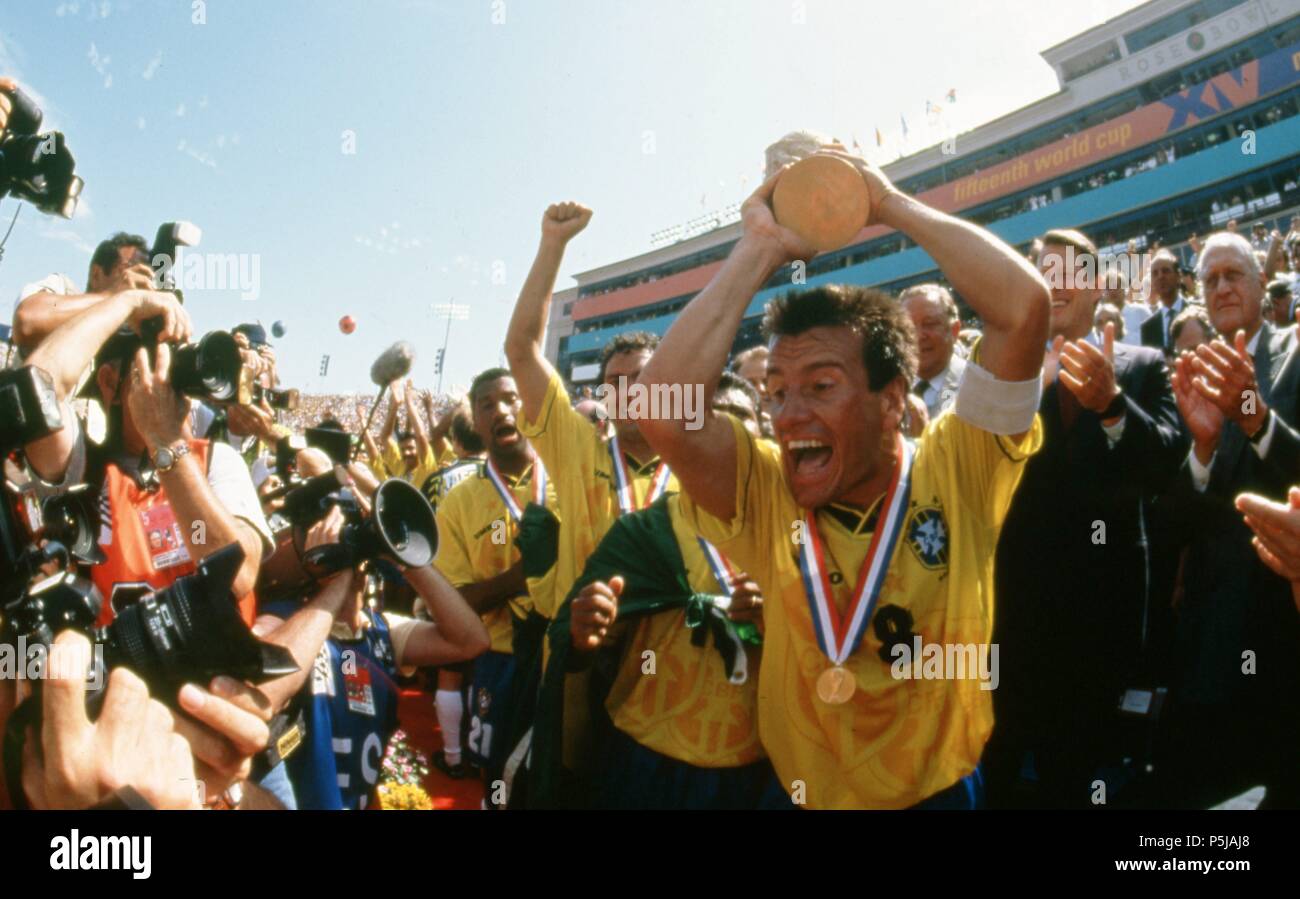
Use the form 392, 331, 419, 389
1, 543, 300, 807
0, 86, 83, 218
258, 473, 438, 602
252, 383, 300, 411
143, 221, 202, 295
0, 364, 62, 454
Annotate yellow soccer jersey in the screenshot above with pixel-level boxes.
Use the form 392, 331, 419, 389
518, 371, 679, 619
380, 436, 450, 487
433, 461, 552, 654
680, 410, 1041, 809
604, 494, 763, 769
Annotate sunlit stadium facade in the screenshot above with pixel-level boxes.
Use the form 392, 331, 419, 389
551, 0, 1300, 382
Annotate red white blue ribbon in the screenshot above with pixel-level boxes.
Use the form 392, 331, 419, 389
697, 537, 738, 599
609, 432, 670, 515
697, 536, 748, 684
485, 456, 548, 524
798, 437, 913, 666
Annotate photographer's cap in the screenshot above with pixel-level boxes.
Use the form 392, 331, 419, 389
233, 322, 270, 348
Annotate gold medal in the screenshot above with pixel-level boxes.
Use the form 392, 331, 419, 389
816, 666, 856, 705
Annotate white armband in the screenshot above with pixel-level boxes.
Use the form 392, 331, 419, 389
953, 360, 1040, 436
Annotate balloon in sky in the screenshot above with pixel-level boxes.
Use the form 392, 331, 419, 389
271, 320, 287, 338
339, 315, 356, 335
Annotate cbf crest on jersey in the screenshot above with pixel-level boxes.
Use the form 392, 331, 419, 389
905, 505, 948, 571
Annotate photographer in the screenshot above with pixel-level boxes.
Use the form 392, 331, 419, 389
192, 322, 292, 488
10, 232, 155, 362
16, 288, 275, 798
256, 453, 491, 809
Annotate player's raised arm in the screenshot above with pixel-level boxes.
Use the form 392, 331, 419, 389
504, 202, 592, 421
637, 168, 815, 522
827, 150, 1051, 385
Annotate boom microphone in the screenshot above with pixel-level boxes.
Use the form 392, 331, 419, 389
356, 341, 418, 458
370, 341, 415, 388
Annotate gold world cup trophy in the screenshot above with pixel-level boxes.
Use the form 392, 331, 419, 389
765, 131, 872, 253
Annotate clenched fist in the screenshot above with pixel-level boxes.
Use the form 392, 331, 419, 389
541, 202, 592, 245
571, 576, 622, 651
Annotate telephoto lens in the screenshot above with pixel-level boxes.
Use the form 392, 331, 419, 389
98, 542, 299, 695
169, 331, 248, 404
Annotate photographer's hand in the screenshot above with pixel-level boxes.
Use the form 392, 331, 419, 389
126, 289, 192, 344
108, 262, 158, 294
21, 632, 200, 810
127, 343, 190, 451
226, 399, 278, 443
174, 678, 272, 802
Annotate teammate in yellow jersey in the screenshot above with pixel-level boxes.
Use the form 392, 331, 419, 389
432, 368, 553, 799
637, 148, 1051, 809
357, 377, 453, 483
505, 201, 682, 790
568, 371, 778, 808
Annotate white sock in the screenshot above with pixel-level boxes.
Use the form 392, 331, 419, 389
435, 689, 463, 764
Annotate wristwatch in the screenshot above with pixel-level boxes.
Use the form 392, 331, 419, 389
1100, 390, 1127, 421
152, 440, 191, 474
1248, 409, 1273, 445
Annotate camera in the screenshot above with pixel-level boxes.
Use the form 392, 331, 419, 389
252, 383, 300, 411
258, 473, 438, 602
141, 221, 202, 296
120, 318, 251, 407
0, 86, 83, 218
272, 427, 355, 482
1, 542, 300, 804
0, 364, 62, 455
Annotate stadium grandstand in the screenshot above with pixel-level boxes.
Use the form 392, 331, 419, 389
551, 0, 1300, 382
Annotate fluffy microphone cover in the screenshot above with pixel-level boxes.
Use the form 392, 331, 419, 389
370, 341, 415, 387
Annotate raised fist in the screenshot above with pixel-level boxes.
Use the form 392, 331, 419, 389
541, 202, 593, 244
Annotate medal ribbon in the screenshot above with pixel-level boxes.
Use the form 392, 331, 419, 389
485, 457, 548, 524
798, 438, 914, 666
609, 432, 670, 515
697, 537, 738, 599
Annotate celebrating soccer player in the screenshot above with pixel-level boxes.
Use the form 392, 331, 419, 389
505, 202, 682, 798
636, 149, 1051, 809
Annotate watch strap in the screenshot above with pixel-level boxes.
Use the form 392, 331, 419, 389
1101, 391, 1127, 421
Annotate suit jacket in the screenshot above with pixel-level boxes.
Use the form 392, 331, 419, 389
1139, 298, 1185, 353
994, 341, 1187, 736
1168, 322, 1300, 712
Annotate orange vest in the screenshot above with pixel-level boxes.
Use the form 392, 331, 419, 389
91, 438, 257, 627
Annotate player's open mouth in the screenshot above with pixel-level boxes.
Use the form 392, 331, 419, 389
787, 439, 833, 477
495, 424, 520, 444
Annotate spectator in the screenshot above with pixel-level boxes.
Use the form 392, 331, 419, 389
1171, 306, 1216, 354
1162, 230, 1300, 808
900, 283, 965, 421
1139, 249, 1189, 354
988, 227, 1185, 808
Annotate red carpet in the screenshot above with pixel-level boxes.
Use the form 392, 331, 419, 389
397, 686, 485, 810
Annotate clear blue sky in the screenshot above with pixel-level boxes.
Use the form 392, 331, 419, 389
1, 0, 1146, 394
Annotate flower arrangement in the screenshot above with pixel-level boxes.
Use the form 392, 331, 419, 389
377, 729, 433, 810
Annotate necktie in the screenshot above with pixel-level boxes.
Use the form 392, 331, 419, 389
912, 379, 931, 398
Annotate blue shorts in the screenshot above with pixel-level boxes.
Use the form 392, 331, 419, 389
465, 650, 518, 777
593, 726, 776, 810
